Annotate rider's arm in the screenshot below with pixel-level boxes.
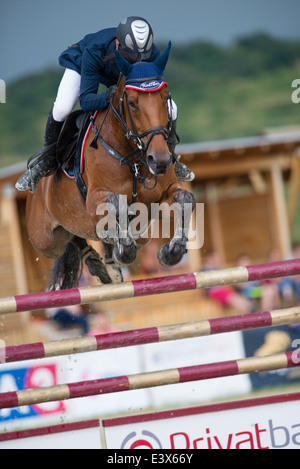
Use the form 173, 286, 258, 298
79, 48, 108, 112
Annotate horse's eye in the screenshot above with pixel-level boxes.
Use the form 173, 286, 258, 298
128, 100, 136, 109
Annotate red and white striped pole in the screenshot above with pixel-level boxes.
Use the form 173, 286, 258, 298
0, 259, 299, 314
1, 306, 300, 364
0, 351, 298, 410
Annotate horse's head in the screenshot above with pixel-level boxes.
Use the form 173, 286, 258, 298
115, 42, 173, 176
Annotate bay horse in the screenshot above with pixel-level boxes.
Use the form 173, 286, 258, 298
26, 43, 195, 289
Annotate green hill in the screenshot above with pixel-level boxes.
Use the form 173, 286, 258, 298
1, 32, 300, 167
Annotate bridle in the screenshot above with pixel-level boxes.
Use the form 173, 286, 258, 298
89, 74, 174, 203
119, 76, 173, 152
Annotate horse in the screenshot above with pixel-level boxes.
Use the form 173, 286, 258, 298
25, 43, 195, 289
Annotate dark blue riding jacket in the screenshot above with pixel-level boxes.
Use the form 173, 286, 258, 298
59, 27, 160, 112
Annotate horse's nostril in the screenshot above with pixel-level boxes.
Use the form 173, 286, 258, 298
147, 154, 155, 166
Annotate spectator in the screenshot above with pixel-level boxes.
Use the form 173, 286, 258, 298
201, 251, 252, 314
261, 248, 293, 310
46, 304, 89, 335
87, 311, 119, 336
235, 254, 262, 308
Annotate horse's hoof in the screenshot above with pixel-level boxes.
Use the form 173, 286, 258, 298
82, 248, 113, 284
112, 243, 137, 266
105, 263, 124, 283
157, 242, 186, 267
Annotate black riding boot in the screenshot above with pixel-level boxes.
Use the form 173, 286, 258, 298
168, 119, 195, 182
15, 109, 63, 193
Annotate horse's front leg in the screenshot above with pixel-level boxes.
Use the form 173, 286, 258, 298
157, 187, 195, 267
111, 193, 138, 266
95, 192, 138, 267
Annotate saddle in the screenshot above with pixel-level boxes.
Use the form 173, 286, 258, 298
56, 109, 95, 201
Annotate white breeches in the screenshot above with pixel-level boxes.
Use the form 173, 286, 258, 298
52, 69, 81, 122
52, 68, 177, 122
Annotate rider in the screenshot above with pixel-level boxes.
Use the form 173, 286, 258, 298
15, 16, 194, 193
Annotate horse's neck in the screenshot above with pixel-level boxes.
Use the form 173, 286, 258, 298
97, 105, 129, 152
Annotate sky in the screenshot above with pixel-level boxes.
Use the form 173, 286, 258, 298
1, 0, 300, 82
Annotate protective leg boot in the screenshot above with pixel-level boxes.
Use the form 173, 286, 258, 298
168, 119, 195, 182
15, 109, 63, 193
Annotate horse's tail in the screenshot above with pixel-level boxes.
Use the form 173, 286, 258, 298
48, 242, 83, 291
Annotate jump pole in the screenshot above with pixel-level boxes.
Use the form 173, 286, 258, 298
0, 259, 299, 314
0, 351, 299, 410
2, 306, 300, 364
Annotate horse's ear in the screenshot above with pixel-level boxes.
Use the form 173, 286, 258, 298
154, 41, 171, 73
115, 49, 133, 76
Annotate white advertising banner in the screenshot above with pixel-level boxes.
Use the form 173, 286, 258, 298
1, 394, 299, 449
0, 420, 102, 449
103, 394, 300, 450
0, 331, 250, 431
141, 331, 250, 407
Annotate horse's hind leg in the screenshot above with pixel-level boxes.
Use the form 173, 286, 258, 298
72, 237, 123, 284
26, 196, 80, 290
48, 237, 114, 289
103, 242, 124, 283
48, 240, 83, 290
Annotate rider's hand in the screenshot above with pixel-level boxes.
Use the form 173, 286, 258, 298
105, 85, 118, 103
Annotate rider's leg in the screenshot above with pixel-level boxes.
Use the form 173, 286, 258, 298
15, 69, 81, 193
168, 100, 195, 182
52, 68, 81, 122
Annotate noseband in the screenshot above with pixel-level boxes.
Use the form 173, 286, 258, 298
89, 75, 174, 203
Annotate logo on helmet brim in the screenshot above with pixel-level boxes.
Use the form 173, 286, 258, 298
125, 80, 168, 92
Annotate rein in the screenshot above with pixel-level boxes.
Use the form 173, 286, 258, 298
89, 76, 173, 204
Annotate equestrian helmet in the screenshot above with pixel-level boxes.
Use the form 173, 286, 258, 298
116, 16, 153, 60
